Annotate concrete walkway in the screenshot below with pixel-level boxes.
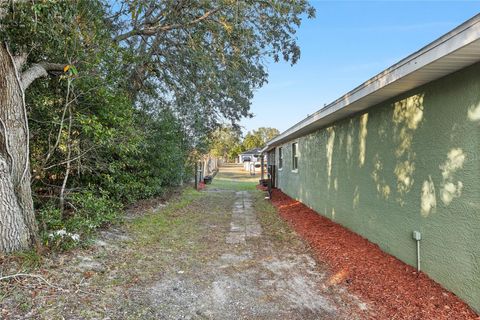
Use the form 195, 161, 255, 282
226, 191, 262, 244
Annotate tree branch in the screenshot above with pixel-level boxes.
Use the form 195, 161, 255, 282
21, 62, 66, 90
13, 53, 27, 70
43, 146, 95, 171
114, 7, 222, 42
0, 273, 68, 292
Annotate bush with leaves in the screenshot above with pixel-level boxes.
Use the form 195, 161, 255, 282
0, 0, 314, 252
38, 190, 121, 250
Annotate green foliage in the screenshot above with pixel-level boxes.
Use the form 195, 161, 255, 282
88, 109, 190, 204
111, 0, 315, 140
37, 203, 83, 251
243, 132, 265, 150
209, 126, 243, 161
243, 127, 280, 150
0, 0, 313, 251
210, 126, 280, 161
229, 144, 246, 161
69, 191, 122, 231
37, 205, 64, 233
38, 190, 121, 250
14, 250, 43, 270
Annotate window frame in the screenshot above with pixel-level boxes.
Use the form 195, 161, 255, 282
278, 147, 283, 170
292, 142, 298, 172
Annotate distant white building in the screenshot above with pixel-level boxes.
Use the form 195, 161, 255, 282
238, 148, 262, 163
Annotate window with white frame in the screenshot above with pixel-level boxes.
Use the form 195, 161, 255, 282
292, 142, 298, 171
278, 147, 283, 169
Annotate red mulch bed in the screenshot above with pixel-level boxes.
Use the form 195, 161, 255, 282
256, 184, 268, 191
269, 188, 479, 320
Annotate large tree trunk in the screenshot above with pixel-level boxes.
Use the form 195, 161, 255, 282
0, 43, 38, 253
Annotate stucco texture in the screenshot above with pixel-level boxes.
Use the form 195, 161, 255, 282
275, 62, 480, 312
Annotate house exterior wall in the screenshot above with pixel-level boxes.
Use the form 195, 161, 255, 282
239, 153, 260, 163
275, 62, 480, 312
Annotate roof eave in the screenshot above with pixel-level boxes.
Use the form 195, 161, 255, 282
266, 13, 480, 149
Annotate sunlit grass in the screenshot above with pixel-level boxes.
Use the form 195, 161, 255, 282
209, 164, 260, 191
252, 192, 299, 243
210, 177, 258, 191
128, 187, 203, 245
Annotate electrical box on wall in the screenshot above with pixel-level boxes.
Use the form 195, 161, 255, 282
412, 230, 422, 241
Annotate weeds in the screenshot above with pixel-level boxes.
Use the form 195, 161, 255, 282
253, 192, 299, 243
12, 250, 43, 270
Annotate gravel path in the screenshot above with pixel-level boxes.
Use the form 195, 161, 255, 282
0, 164, 368, 319
132, 165, 368, 319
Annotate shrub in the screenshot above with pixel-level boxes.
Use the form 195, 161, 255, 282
68, 190, 122, 233
38, 190, 122, 250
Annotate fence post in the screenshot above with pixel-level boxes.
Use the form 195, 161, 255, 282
261, 155, 264, 180
194, 161, 198, 190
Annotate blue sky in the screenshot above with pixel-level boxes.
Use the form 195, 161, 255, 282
240, 1, 480, 134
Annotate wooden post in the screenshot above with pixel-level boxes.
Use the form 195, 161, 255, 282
194, 161, 198, 190
261, 154, 265, 181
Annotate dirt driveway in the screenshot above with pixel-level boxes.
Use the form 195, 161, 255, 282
1, 164, 368, 319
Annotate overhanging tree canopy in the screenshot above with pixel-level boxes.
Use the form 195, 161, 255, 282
0, 0, 315, 253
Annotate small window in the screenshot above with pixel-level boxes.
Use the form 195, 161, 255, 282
278, 147, 283, 169
292, 142, 298, 171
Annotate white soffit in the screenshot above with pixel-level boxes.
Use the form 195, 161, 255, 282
267, 13, 480, 148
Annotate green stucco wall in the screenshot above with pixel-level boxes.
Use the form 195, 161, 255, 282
275, 62, 480, 312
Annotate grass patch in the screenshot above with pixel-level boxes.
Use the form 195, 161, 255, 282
253, 192, 299, 243
208, 164, 259, 191
101, 187, 233, 284
128, 187, 203, 246
13, 250, 43, 270
210, 177, 258, 191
